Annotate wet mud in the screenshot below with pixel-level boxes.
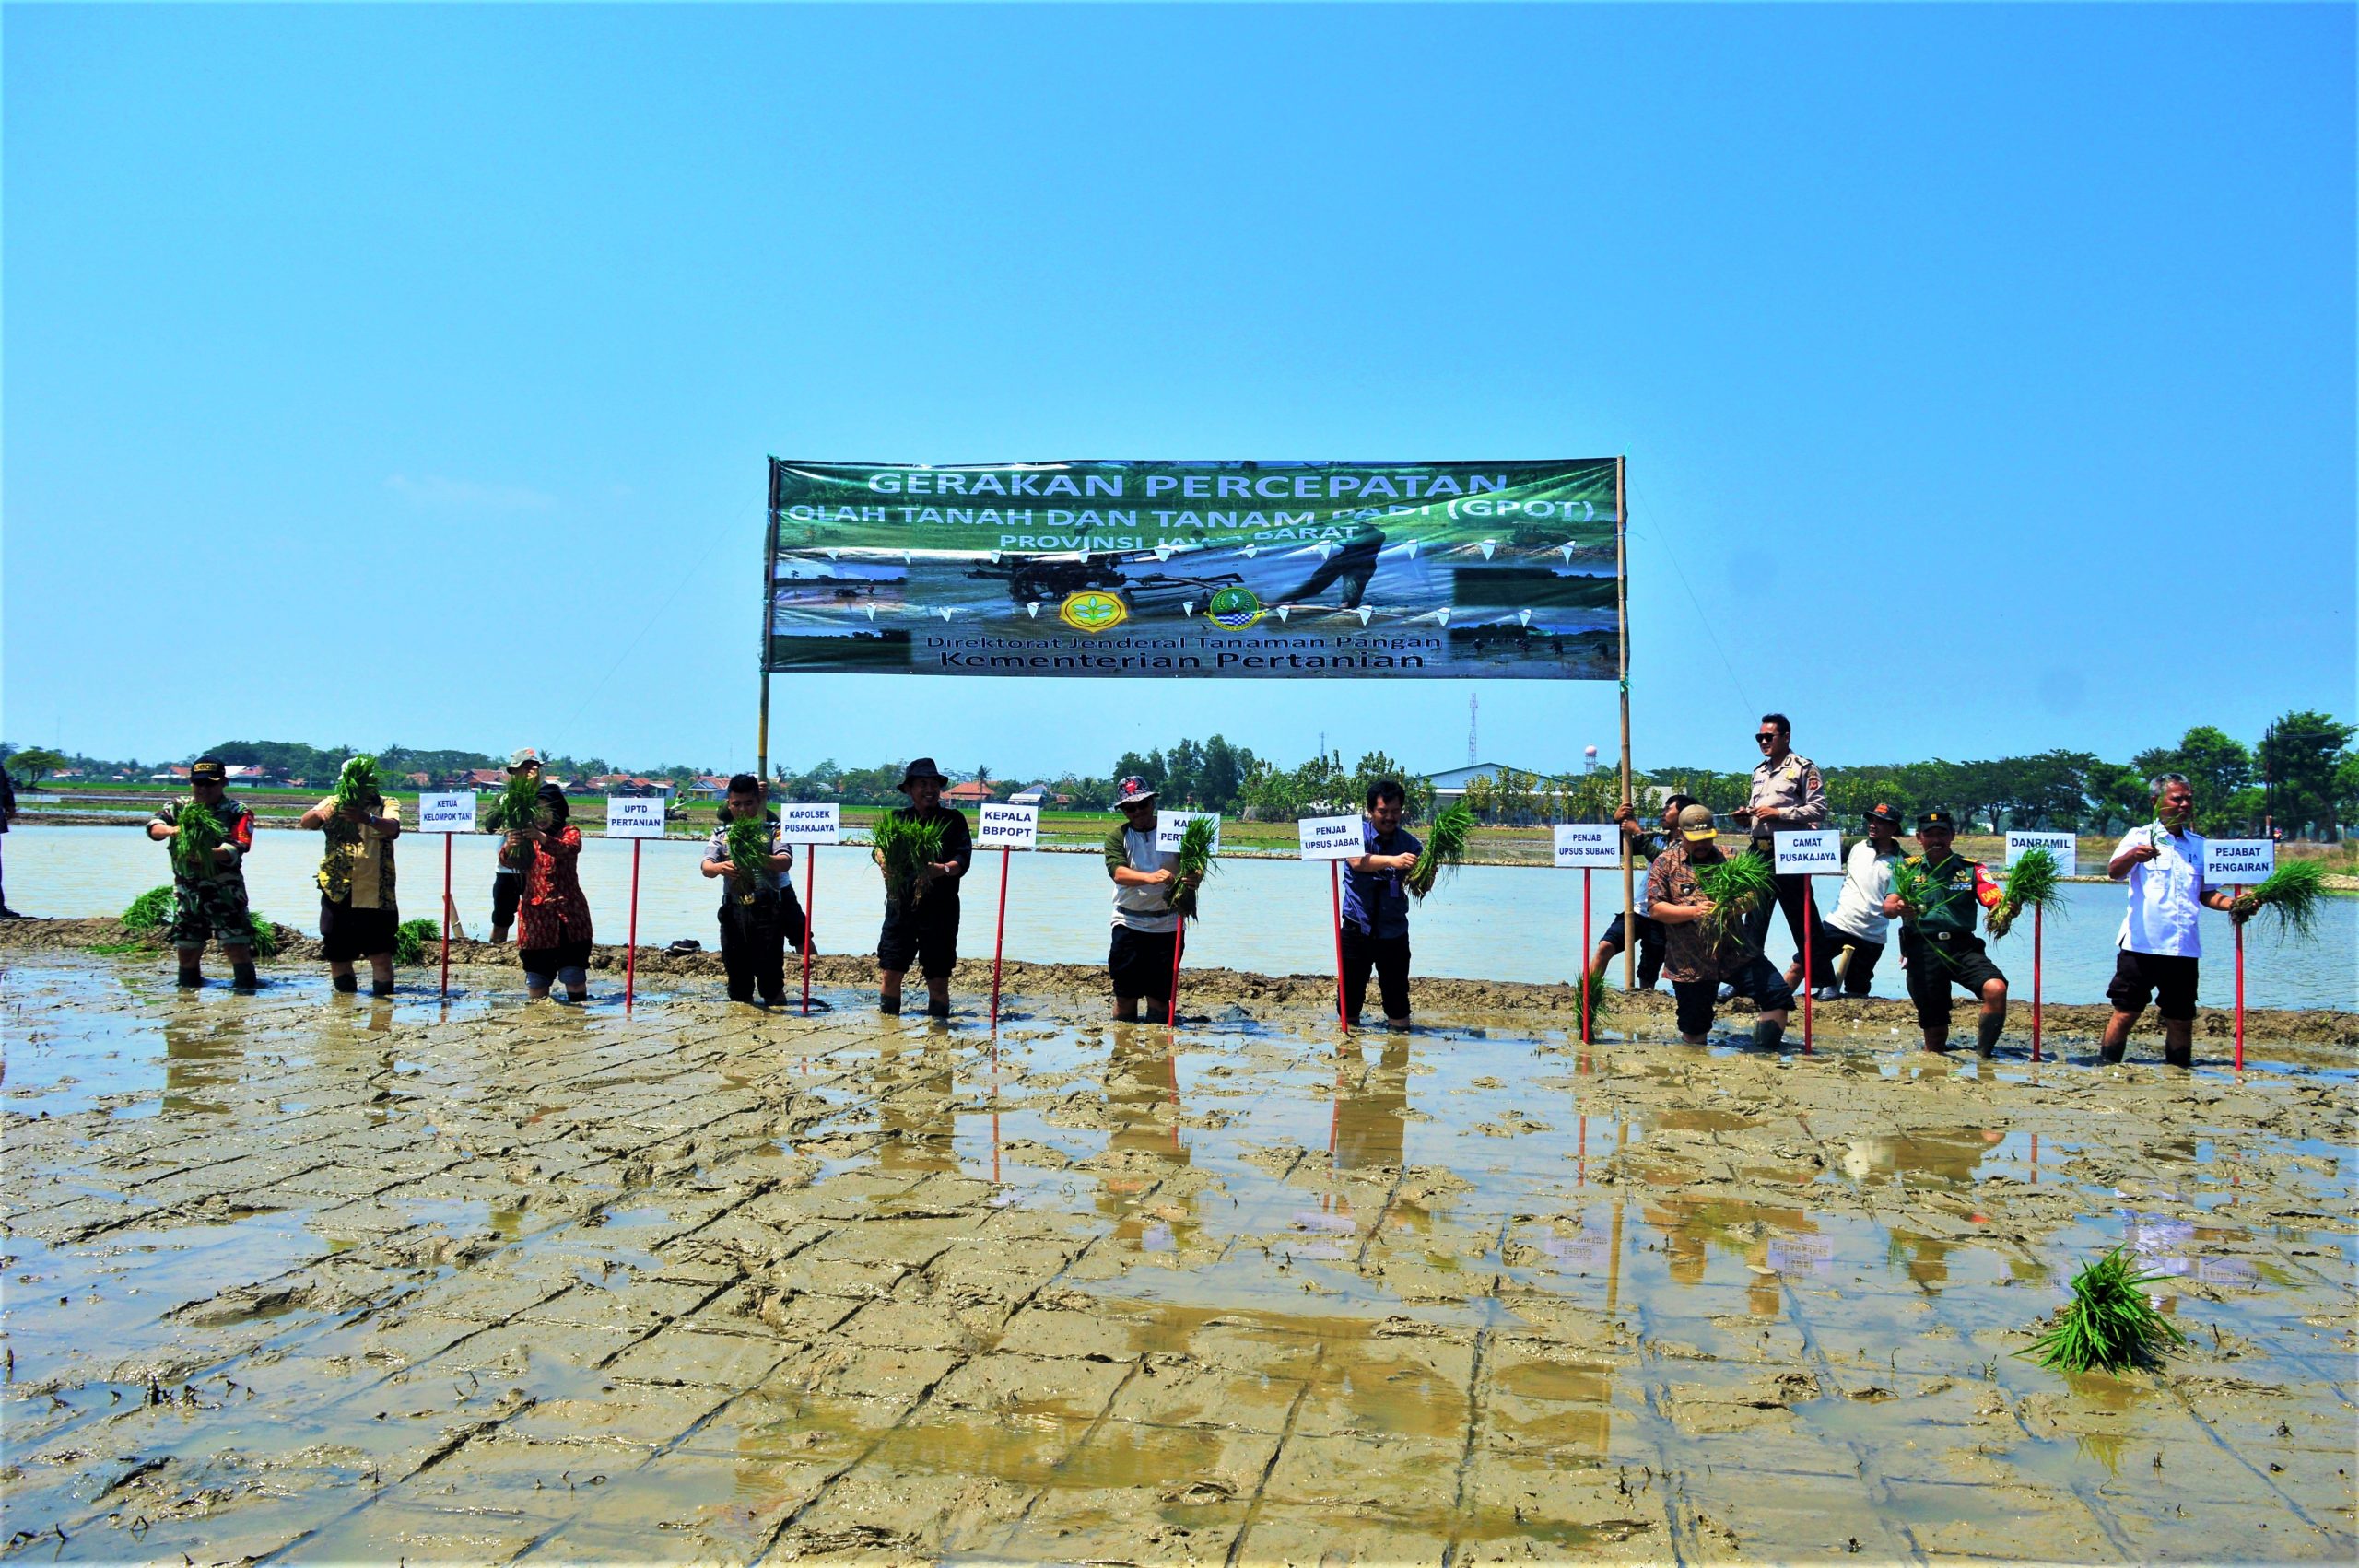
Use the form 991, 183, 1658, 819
2, 948, 2353, 1564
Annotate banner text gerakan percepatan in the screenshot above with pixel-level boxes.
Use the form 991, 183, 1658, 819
863, 471, 1513, 499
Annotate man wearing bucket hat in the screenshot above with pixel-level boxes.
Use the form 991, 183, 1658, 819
1646, 803, 1795, 1047
1895, 810, 2009, 1055
1102, 775, 1200, 1021
1814, 802, 1907, 999
147, 757, 261, 989
874, 757, 972, 1018
485, 748, 541, 944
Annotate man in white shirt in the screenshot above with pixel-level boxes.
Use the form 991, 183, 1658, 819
2100, 773, 2245, 1068
1815, 803, 1906, 998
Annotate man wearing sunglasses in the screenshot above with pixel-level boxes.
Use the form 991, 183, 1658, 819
1727, 712, 1836, 994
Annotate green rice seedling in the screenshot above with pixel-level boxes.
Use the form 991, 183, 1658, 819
332, 755, 381, 813
393, 918, 439, 966
2021, 1246, 2185, 1375
1989, 848, 2062, 940
1168, 816, 1219, 919
1580, 967, 1614, 1035
2231, 859, 2327, 940
873, 813, 948, 902
1695, 852, 1774, 944
724, 814, 774, 885
1889, 856, 1941, 920
170, 801, 226, 883
244, 914, 281, 960
1405, 803, 1478, 899
488, 770, 544, 866
123, 885, 175, 930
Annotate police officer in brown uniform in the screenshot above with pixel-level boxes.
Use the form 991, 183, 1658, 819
1727, 712, 1836, 992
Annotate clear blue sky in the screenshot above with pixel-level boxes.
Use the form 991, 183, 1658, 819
7, 4, 2352, 783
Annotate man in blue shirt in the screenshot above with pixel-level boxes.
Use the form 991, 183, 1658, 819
1340, 778, 1424, 1029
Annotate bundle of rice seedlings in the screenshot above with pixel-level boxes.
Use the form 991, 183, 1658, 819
1580, 967, 1614, 1034
171, 801, 227, 882
724, 813, 774, 885
1695, 852, 1774, 944
243, 913, 281, 959
123, 885, 175, 930
2022, 1246, 2185, 1375
1889, 856, 1942, 921
488, 770, 544, 866
331, 755, 381, 813
1167, 816, 1219, 919
873, 812, 947, 902
1405, 803, 1477, 899
2231, 859, 2327, 938
1989, 848, 2063, 940
393, 918, 440, 966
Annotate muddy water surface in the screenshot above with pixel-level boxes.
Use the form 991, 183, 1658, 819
3, 953, 2353, 1563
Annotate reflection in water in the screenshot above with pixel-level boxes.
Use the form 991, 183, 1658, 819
875, 1036, 957, 1174
1100, 1033, 1192, 1251
1643, 1194, 1820, 1316
1332, 1039, 1408, 1173
1842, 1128, 2004, 1289
161, 1008, 251, 1119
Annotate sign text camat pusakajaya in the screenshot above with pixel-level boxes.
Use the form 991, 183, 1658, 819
765, 459, 1622, 680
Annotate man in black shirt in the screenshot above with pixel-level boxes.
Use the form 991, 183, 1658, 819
874, 757, 972, 1019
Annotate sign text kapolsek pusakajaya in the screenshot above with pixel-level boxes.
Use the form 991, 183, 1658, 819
765, 459, 1623, 680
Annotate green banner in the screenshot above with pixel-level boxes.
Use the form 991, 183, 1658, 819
766, 458, 1622, 679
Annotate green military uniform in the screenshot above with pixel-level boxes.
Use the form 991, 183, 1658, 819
151, 796, 257, 952
1897, 841, 2007, 1038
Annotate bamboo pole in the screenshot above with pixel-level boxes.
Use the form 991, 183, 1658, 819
1616, 457, 1635, 990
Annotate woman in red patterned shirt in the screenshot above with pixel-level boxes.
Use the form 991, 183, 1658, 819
506, 782, 595, 1001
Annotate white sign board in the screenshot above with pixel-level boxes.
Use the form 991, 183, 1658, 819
2005, 831, 2076, 877
778, 802, 841, 844
1552, 823, 1621, 868
1297, 814, 1366, 861
977, 802, 1039, 849
605, 796, 668, 839
2203, 838, 2275, 887
1156, 810, 1222, 854
1773, 828, 1842, 875
417, 790, 477, 835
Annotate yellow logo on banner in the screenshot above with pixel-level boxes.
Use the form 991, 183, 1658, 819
1059, 591, 1129, 633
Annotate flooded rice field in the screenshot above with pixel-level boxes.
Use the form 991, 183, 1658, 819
9, 825, 2357, 1011
1, 951, 2353, 1563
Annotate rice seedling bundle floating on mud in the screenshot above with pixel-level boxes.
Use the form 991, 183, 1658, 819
724, 814, 774, 884
1988, 848, 2062, 940
873, 813, 947, 902
332, 755, 381, 813
171, 801, 226, 883
1167, 816, 1218, 920
2022, 1246, 2185, 1375
1695, 852, 1774, 944
2231, 859, 2327, 939
1405, 803, 1477, 899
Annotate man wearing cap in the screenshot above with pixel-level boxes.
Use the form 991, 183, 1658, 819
2099, 773, 2245, 1068
1646, 803, 1796, 1047
1895, 811, 2009, 1055
1815, 804, 1906, 999
1582, 791, 1698, 994
485, 749, 541, 944
1340, 778, 1425, 1029
147, 757, 261, 989
1728, 712, 1836, 993
299, 765, 404, 997
1103, 776, 1199, 1022
874, 758, 972, 1018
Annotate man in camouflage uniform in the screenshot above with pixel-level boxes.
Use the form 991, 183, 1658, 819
1728, 711, 1837, 994
147, 756, 260, 989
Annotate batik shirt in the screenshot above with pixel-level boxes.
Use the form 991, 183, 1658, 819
518, 825, 593, 948
316, 806, 399, 909
1646, 841, 1764, 985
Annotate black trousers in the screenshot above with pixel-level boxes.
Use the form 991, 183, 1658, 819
1601, 912, 1666, 989
1341, 926, 1412, 1024
1824, 927, 1886, 995
1740, 848, 1837, 988
719, 896, 789, 1002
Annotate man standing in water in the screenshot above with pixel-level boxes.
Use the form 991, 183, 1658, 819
702, 773, 796, 1007
147, 757, 260, 989
1895, 810, 2009, 1056
300, 766, 403, 996
486, 748, 540, 944
1339, 778, 1424, 1029
1728, 713, 1836, 993
874, 758, 971, 1019
1814, 802, 1907, 997
1647, 804, 1795, 1047
2100, 773, 2244, 1068
1102, 775, 1193, 1023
